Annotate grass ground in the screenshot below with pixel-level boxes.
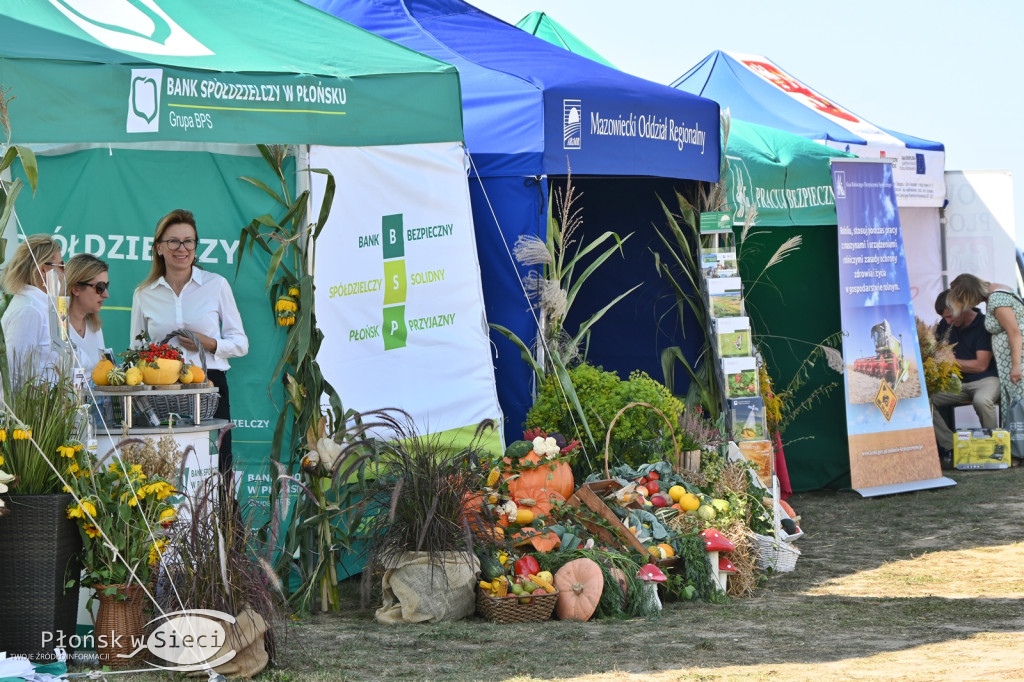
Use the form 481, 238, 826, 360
84, 466, 1024, 680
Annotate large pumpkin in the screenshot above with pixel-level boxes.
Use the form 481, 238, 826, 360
504, 450, 574, 500
553, 558, 604, 621
141, 357, 183, 385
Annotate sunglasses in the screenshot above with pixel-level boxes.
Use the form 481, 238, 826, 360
80, 281, 110, 295
43, 261, 65, 269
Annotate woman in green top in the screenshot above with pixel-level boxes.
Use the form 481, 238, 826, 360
948, 273, 1024, 466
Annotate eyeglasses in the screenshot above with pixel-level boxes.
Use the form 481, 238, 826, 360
160, 238, 198, 251
43, 261, 65, 269
81, 281, 110, 295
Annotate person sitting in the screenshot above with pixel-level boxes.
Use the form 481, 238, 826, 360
930, 289, 1000, 467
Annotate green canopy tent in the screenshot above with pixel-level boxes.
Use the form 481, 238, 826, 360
515, 11, 617, 69
0, 0, 462, 145
515, 11, 853, 491
1, 0, 504, 501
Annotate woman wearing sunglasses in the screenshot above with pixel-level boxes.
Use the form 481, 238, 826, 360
130, 209, 248, 473
65, 254, 111, 372
1, 233, 65, 380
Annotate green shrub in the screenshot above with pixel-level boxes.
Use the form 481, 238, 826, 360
526, 364, 684, 472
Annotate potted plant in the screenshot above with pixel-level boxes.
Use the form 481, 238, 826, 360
676, 406, 723, 472
60, 437, 178, 666
0, 362, 84, 659
360, 413, 493, 623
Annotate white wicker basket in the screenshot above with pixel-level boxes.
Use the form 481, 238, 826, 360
752, 533, 800, 572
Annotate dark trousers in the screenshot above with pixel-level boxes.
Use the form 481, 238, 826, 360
206, 369, 233, 474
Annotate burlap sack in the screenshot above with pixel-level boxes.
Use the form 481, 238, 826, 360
188, 607, 268, 679
375, 551, 480, 624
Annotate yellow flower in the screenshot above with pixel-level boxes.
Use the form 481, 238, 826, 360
130, 464, 144, 477
275, 298, 297, 312
288, 286, 300, 297
0, 430, 6, 443
67, 500, 97, 519
12, 428, 30, 440
68, 460, 80, 474
0, 452, 4, 466
146, 481, 174, 500
83, 524, 101, 539
57, 444, 77, 458
158, 508, 177, 527
148, 538, 169, 565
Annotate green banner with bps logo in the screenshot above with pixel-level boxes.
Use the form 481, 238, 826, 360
0, 0, 462, 147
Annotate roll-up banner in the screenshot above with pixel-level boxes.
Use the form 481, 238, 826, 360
308, 142, 503, 453
830, 159, 955, 496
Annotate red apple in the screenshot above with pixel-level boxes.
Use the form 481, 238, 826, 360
650, 494, 669, 507
647, 471, 660, 481
646, 481, 660, 494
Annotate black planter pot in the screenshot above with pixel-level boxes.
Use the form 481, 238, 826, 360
0, 493, 82, 660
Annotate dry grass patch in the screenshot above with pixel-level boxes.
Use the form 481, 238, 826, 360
805, 542, 1024, 599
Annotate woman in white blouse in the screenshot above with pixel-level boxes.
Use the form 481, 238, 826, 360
130, 209, 248, 472
65, 253, 110, 373
1, 234, 64, 382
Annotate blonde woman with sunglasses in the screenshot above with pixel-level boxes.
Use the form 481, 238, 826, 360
65, 253, 111, 372
0, 233, 65, 379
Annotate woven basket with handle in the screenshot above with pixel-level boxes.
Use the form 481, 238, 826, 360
135, 329, 219, 423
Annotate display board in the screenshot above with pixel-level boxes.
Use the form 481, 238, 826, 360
309, 142, 503, 448
830, 159, 954, 496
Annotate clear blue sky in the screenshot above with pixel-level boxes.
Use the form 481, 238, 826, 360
469, 0, 1022, 245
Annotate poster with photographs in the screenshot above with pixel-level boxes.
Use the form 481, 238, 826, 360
715, 316, 751, 357
707, 277, 744, 319
722, 356, 759, 398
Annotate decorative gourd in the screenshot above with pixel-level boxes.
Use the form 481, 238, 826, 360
141, 358, 183, 385
106, 367, 128, 386
179, 365, 195, 384
125, 367, 143, 386
553, 558, 604, 621
505, 449, 575, 500
92, 359, 114, 386
190, 365, 206, 384
478, 554, 506, 581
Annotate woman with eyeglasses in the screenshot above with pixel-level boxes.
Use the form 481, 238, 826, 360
130, 208, 248, 473
1, 233, 65, 380
65, 253, 110, 372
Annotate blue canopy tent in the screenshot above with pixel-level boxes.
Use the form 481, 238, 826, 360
305, 0, 721, 437
673, 51, 948, 322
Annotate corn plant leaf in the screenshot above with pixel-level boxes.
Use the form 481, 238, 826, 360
563, 232, 633, 310
569, 283, 642, 351
239, 174, 286, 207
308, 168, 335, 241
489, 322, 545, 384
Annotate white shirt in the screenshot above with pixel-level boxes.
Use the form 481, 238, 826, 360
130, 268, 248, 371
68, 322, 106, 373
1, 285, 60, 380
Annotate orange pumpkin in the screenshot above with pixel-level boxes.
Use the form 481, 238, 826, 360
513, 487, 566, 520
528, 530, 561, 553
505, 450, 575, 499
780, 499, 797, 518
553, 558, 604, 621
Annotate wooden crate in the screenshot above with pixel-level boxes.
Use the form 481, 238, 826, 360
565, 481, 679, 571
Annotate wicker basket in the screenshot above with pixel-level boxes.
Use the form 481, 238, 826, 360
752, 533, 800, 573
93, 583, 147, 667
476, 588, 559, 623
0, 494, 83, 658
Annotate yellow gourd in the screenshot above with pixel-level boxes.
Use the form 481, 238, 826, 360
125, 367, 143, 386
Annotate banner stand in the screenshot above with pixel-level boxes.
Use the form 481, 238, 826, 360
830, 158, 955, 497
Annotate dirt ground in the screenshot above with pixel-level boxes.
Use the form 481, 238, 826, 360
93, 466, 1024, 681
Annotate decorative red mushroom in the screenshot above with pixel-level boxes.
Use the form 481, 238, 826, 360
637, 563, 667, 613
700, 528, 736, 552
718, 556, 738, 573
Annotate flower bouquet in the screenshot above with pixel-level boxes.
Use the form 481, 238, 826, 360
60, 439, 179, 590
